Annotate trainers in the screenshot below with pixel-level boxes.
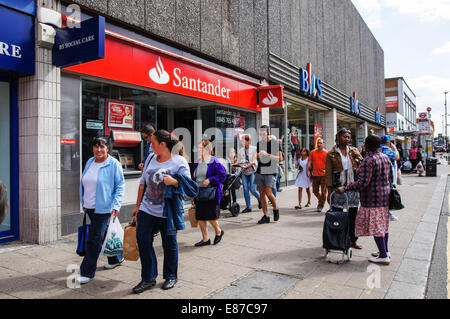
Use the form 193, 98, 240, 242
257, 215, 270, 224
369, 256, 390, 265
104, 259, 124, 270
273, 209, 280, 221
76, 276, 93, 285
371, 252, 391, 258
390, 214, 399, 221
241, 208, 252, 214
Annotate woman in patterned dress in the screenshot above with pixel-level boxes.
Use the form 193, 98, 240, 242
337, 135, 393, 265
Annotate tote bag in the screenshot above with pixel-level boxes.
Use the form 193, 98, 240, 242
76, 211, 90, 257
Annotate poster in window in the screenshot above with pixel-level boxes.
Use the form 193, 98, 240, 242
314, 124, 323, 148
107, 99, 135, 129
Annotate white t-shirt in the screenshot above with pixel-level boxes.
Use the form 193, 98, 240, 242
342, 156, 349, 171
82, 161, 104, 209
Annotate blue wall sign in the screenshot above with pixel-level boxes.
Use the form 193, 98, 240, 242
0, 0, 36, 16
52, 16, 105, 68
350, 92, 361, 116
0, 5, 35, 76
299, 62, 322, 99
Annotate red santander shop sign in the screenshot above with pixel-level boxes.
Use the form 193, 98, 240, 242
65, 35, 259, 111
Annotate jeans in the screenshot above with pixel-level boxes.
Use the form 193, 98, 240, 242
242, 173, 260, 209
80, 209, 123, 279
272, 173, 281, 197
136, 211, 178, 283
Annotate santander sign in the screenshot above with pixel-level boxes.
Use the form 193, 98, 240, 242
149, 56, 231, 100
65, 35, 259, 111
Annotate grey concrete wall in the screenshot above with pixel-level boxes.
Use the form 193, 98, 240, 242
68, 0, 384, 111
70, 0, 269, 78
267, 0, 385, 112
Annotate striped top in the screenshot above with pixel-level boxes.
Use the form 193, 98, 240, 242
346, 152, 392, 208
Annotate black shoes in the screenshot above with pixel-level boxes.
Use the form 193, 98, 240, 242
273, 209, 280, 221
241, 208, 252, 214
258, 215, 270, 224
132, 280, 156, 294
214, 230, 224, 245
162, 279, 177, 290
195, 239, 211, 247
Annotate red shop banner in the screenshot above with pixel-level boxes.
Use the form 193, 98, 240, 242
65, 35, 260, 111
258, 85, 284, 108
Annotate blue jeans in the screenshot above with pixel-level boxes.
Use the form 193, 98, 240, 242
80, 210, 123, 279
136, 211, 178, 283
242, 173, 260, 209
272, 173, 281, 197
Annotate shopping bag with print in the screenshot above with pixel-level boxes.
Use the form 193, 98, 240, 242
101, 216, 124, 257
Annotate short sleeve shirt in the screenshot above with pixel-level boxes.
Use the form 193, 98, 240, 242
309, 149, 328, 177
139, 155, 190, 218
256, 139, 281, 175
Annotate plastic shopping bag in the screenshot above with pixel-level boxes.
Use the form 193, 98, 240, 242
123, 218, 139, 261
101, 216, 124, 257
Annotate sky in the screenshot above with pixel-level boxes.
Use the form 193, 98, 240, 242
351, 0, 450, 136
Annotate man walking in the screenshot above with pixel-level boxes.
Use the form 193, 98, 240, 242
238, 135, 261, 213
307, 138, 328, 212
254, 126, 282, 224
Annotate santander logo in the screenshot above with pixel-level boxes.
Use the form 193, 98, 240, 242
262, 90, 278, 106
149, 57, 170, 85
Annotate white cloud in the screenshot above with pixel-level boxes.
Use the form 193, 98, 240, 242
384, 0, 450, 22
433, 42, 450, 55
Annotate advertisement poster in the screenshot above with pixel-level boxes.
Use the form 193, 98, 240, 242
314, 124, 323, 148
107, 99, 135, 130
385, 96, 398, 108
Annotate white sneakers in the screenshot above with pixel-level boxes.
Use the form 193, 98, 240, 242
104, 259, 124, 270
371, 251, 391, 258
369, 256, 390, 265
76, 276, 93, 285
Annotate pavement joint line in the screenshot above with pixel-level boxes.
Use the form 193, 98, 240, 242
386, 174, 448, 299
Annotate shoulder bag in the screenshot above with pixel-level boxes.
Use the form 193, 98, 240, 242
197, 186, 217, 201
389, 184, 404, 210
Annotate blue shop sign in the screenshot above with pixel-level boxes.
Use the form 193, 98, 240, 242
0, 0, 36, 16
0, 5, 35, 75
53, 16, 105, 68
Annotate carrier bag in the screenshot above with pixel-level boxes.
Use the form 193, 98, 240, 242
123, 218, 139, 261
101, 216, 124, 257
76, 211, 90, 257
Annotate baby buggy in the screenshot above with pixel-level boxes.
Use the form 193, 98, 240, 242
217, 158, 243, 217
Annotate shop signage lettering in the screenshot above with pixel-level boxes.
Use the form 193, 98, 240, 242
300, 63, 322, 98
375, 106, 382, 124
53, 16, 105, 68
66, 34, 259, 111
216, 109, 241, 125
385, 96, 398, 108
350, 92, 361, 116
0, 5, 35, 75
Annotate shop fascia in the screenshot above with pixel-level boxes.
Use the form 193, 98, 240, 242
299, 62, 323, 99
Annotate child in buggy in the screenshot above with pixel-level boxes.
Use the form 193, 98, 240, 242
217, 150, 243, 217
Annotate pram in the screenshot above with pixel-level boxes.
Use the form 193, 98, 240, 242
323, 193, 352, 264
217, 158, 243, 217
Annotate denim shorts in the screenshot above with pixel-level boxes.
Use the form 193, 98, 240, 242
254, 173, 276, 189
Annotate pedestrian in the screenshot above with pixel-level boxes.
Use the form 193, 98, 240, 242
337, 135, 393, 265
77, 136, 125, 285
294, 148, 312, 209
271, 135, 284, 198
307, 138, 328, 212
417, 145, 424, 166
227, 147, 238, 205
409, 145, 418, 172
192, 139, 226, 247
131, 130, 196, 293
325, 128, 364, 250
138, 124, 155, 172
0, 181, 8, 225
380, 135, 400, 221
254, 125, 282, 224
237, 135, 261, 213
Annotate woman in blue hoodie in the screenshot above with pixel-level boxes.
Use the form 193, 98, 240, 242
78, 136, 125, 285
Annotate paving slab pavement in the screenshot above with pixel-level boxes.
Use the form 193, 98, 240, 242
0, 165, 448, 299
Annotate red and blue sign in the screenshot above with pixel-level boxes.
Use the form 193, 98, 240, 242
350, 92, 361, 116
52, 16, 105, 68
300, 63, 322, 99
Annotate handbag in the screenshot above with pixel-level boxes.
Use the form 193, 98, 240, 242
243, 149, 256, 175
76, 211, 90, 257
188, 206, 198, 228
389, 184, 404, 210
197, 186, 217, 201
123, 218, 139, 261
